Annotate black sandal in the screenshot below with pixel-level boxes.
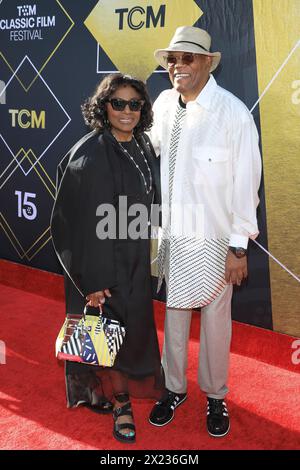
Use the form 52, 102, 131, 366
113, 393, 136, 444
83, 400, 113, 414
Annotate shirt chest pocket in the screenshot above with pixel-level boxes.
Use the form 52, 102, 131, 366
191, 147, 230, 187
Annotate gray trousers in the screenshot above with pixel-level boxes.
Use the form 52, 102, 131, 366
163, 257, 233, 399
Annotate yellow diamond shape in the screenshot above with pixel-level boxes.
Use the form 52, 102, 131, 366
84, 0, 203, 81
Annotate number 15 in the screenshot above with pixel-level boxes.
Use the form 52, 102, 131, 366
15, 190, 37, 220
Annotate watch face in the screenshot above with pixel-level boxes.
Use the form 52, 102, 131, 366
229, 246, 247, 258
236, 248, 246, 258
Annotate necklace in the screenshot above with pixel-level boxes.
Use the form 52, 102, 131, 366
113, 135, 153, 195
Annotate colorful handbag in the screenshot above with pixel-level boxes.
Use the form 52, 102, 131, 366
56, 305, 126, 367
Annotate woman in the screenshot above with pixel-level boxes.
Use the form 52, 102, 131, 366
51, 74, 164, 444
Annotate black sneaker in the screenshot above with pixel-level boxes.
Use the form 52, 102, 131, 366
149, 389, 187, 426
206, 397, 230, 437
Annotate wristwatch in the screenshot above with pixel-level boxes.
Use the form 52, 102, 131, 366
229, 246, 247, 258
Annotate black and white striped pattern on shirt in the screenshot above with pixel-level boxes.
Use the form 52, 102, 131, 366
167, 236, 229, 309
169, 103, 187, 201
157, 103, 186, 286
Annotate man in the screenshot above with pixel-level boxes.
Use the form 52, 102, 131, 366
148, 26, 262, 437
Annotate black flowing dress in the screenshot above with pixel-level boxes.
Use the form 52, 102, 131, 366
51, 129, 164, 407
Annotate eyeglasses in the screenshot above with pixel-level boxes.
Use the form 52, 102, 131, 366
107, 98, 145, 112
164, 53, 197, 68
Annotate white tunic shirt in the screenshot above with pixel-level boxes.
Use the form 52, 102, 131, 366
149, 75, 262, 308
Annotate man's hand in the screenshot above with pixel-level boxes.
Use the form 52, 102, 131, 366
86, 289, 112, 307
225, 250, 247, 286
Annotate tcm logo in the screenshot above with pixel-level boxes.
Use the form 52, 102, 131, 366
9, 109, 46, 129
84, 0, 202, 80
115, 4, 165, 30
17, 4, 37, 16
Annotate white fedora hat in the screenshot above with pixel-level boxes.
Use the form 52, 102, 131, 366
154, 26, 221, 72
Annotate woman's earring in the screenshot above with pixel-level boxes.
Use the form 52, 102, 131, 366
103, 116, 110, 127
96, 100, 110, 127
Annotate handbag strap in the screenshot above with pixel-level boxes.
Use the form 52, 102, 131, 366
83, 303, 103, 321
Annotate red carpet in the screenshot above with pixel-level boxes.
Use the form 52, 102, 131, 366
0, 261, 300, 450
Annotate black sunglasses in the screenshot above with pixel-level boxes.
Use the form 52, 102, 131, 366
164, 53, 197, 67
107, 98, 145, 112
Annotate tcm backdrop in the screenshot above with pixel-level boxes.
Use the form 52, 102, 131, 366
0, 0, 299, 336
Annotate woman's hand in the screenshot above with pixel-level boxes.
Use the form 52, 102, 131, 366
86, 289, 112, 307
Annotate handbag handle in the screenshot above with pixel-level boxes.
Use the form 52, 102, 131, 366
83, 303, 103, 321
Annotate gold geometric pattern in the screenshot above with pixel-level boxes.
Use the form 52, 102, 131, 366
0, 1, 72, 261
0, 55, 71, 177
0, 0, 74, 92
0, 149, 55, 260
0, 214, 52, 261
0, 148, 56, 197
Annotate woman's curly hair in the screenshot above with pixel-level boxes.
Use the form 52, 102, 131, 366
81, 73, 153, 135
